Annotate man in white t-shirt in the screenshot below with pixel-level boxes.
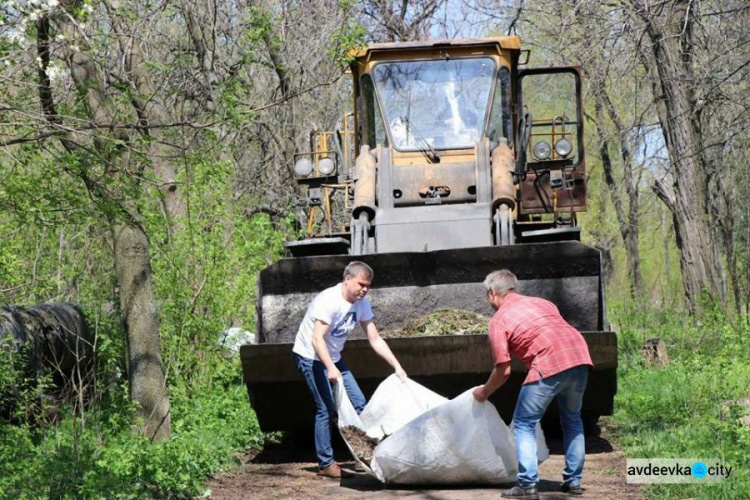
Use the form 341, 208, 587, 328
293, 261, 407, 479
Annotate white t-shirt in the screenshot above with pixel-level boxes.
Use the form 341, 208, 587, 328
292, 283, 374, 362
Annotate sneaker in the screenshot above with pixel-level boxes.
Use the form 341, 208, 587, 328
561, 482, 583, 495
317, 463, 341, 479
501, 484, 539, 500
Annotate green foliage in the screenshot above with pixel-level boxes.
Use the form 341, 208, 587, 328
140, 157, 286, 386
612, 305, 750, 499
0, 356, 265, 499
1, 142, 282, 497
0, 345, 53, 426
329, 1, 367, 66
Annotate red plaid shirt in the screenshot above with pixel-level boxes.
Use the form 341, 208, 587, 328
489, 292, 593, 384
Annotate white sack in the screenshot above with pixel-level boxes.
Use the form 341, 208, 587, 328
369, 389, 518, 485
334, 378, 366, 431
335, 377, 548, 486
359, 374, 447, 439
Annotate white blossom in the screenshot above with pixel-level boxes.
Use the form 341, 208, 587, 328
45, 64, 62, 81
8, 30, 28, 45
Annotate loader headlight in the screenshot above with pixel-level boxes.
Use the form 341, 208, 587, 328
555, 137, 573, 157
318, 157, 335, 175
533, 141, 551, 160
294, 158, 313, 177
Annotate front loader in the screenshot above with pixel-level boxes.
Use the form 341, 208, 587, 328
241, 37, 616, 433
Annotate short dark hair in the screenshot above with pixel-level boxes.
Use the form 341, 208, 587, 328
344, 261, 374, 280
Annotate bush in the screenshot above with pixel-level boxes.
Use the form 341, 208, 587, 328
0, 358, 265, 499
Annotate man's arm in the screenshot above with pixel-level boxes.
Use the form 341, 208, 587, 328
472, 361, 511, 402
361, 319, 407, 380
311, 319, 341, 381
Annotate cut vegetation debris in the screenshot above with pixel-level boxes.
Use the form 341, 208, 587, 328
339, 425, 378, 465
383, 309, 490, 338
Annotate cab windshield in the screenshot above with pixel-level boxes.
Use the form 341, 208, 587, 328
372, 58, 495, 151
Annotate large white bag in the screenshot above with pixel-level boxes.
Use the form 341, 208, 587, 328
335, 375, 548, 485
359, 374, 448, 439
368, 389, 518, 485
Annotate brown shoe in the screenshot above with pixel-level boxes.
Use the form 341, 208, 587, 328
318, 463, 342, 479
354, 461, 365, 472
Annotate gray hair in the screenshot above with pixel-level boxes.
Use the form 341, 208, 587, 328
344, 261, 374, 280
483, 269, 517, 295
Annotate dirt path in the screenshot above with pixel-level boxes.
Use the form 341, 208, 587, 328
206, 418, 642, 499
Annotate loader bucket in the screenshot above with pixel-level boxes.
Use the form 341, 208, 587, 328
242, 241, 616, 432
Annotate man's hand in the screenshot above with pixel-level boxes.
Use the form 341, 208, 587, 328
472, 385, 488, 402
395, 366, 407, 381
327, 366, 342, 382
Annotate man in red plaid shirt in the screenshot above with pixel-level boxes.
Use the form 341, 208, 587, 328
472, 270, 593, 499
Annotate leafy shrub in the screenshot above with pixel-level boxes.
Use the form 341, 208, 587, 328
0, 359, 265, 499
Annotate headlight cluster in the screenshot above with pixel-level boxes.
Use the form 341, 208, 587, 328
532, 138, 574, 160
554, 138, 573, 157
294, 157, 336, 177
532, 141, 551, 161
294, 158, 313, 177
318, 158, 335, 175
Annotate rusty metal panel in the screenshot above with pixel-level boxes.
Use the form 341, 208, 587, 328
519, 169, 587, 214
388, 161, 478, 206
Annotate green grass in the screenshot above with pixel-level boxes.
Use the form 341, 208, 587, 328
0, 359, 266, 499
611, 304, 750, 499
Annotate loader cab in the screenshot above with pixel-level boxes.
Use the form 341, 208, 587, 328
288, 37, 587, 257
515, 67, 587, 240
353, 40, 513, 160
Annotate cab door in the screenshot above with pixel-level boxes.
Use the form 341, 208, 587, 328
516, 67, 586, 223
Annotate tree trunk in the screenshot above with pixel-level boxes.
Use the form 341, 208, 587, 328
113, 223, 171, 441
635, 0, 724, 313
591, 76, 643, 299
47, 3, 173, 439
107, 0, 183, 221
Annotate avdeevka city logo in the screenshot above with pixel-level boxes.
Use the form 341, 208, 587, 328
626, 458, 732, 483
691, 462, 707, 479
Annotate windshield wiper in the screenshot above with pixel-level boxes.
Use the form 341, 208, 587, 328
403, 116, 440, 163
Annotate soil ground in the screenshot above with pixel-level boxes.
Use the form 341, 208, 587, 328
205, 417, 643, 499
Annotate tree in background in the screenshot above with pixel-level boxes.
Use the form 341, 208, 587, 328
357, 0, 446, 41
1, 0, 374, 440
505, 0, 750, 316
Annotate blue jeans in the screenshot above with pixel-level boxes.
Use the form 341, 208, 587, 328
294, 353, 366, 469
513, 365, 589, 487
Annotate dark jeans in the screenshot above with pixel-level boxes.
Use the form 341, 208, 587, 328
513, 365, 589, 487
294, 353, 366, 468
